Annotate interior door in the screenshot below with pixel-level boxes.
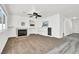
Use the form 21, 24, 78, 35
64, 18, 72, 36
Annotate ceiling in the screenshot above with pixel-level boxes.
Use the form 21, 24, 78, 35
5, 4, 79, 18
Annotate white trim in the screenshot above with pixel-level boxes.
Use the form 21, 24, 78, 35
0, 6, 7, 32
0, 6, 7, 16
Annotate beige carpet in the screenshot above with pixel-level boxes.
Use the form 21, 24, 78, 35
2, 34, 65, 54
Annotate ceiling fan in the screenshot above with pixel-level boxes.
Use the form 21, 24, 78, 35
24, 5, 42, 19
27, 12, 42, 19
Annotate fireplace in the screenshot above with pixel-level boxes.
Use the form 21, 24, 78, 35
18, 29, 27, 36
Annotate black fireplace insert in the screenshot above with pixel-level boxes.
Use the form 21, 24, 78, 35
18, 29, 27, 36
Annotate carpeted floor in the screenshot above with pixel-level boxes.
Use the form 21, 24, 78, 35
2, 34, 65, 54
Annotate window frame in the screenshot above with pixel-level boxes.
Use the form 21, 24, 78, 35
0, 6, 7, 32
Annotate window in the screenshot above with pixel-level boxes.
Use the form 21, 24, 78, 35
0, 7, 7, 32
3, 15, 6, 30
0, 10, 3, 31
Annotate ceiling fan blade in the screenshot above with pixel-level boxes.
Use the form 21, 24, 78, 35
33, 12, 38, 16
37, 15, 42, 17
27, 14, 33, 15
35, 16, 38, 19
29, 15, 33, 18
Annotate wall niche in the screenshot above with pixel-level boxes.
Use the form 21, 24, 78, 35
29, 20, 35, 27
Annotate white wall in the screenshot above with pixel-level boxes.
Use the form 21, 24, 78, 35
8, 15, 29, 28
8, 15, 29, 36
8, 14, 48, 36
8, 13, 73, 38
63, 17, 72, 36
41, 13, 72, 38
72, 19, 79, 33
47, 14, 72, 38
46, 14, 61, 38
51, 14, 60, 38
0, 31, 10, 53
60, 15, 64, 37
59, 15, 72, 37
39, 14, 59, 37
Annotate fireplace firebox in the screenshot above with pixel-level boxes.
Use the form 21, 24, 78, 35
18, 29, 27, 36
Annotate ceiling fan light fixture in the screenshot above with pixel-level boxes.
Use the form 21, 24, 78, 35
27, 12, 42, 19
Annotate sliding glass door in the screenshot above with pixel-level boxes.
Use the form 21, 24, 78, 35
0, 10, 3, 31
0, 7, 7, 32
3, 15, 6, 30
